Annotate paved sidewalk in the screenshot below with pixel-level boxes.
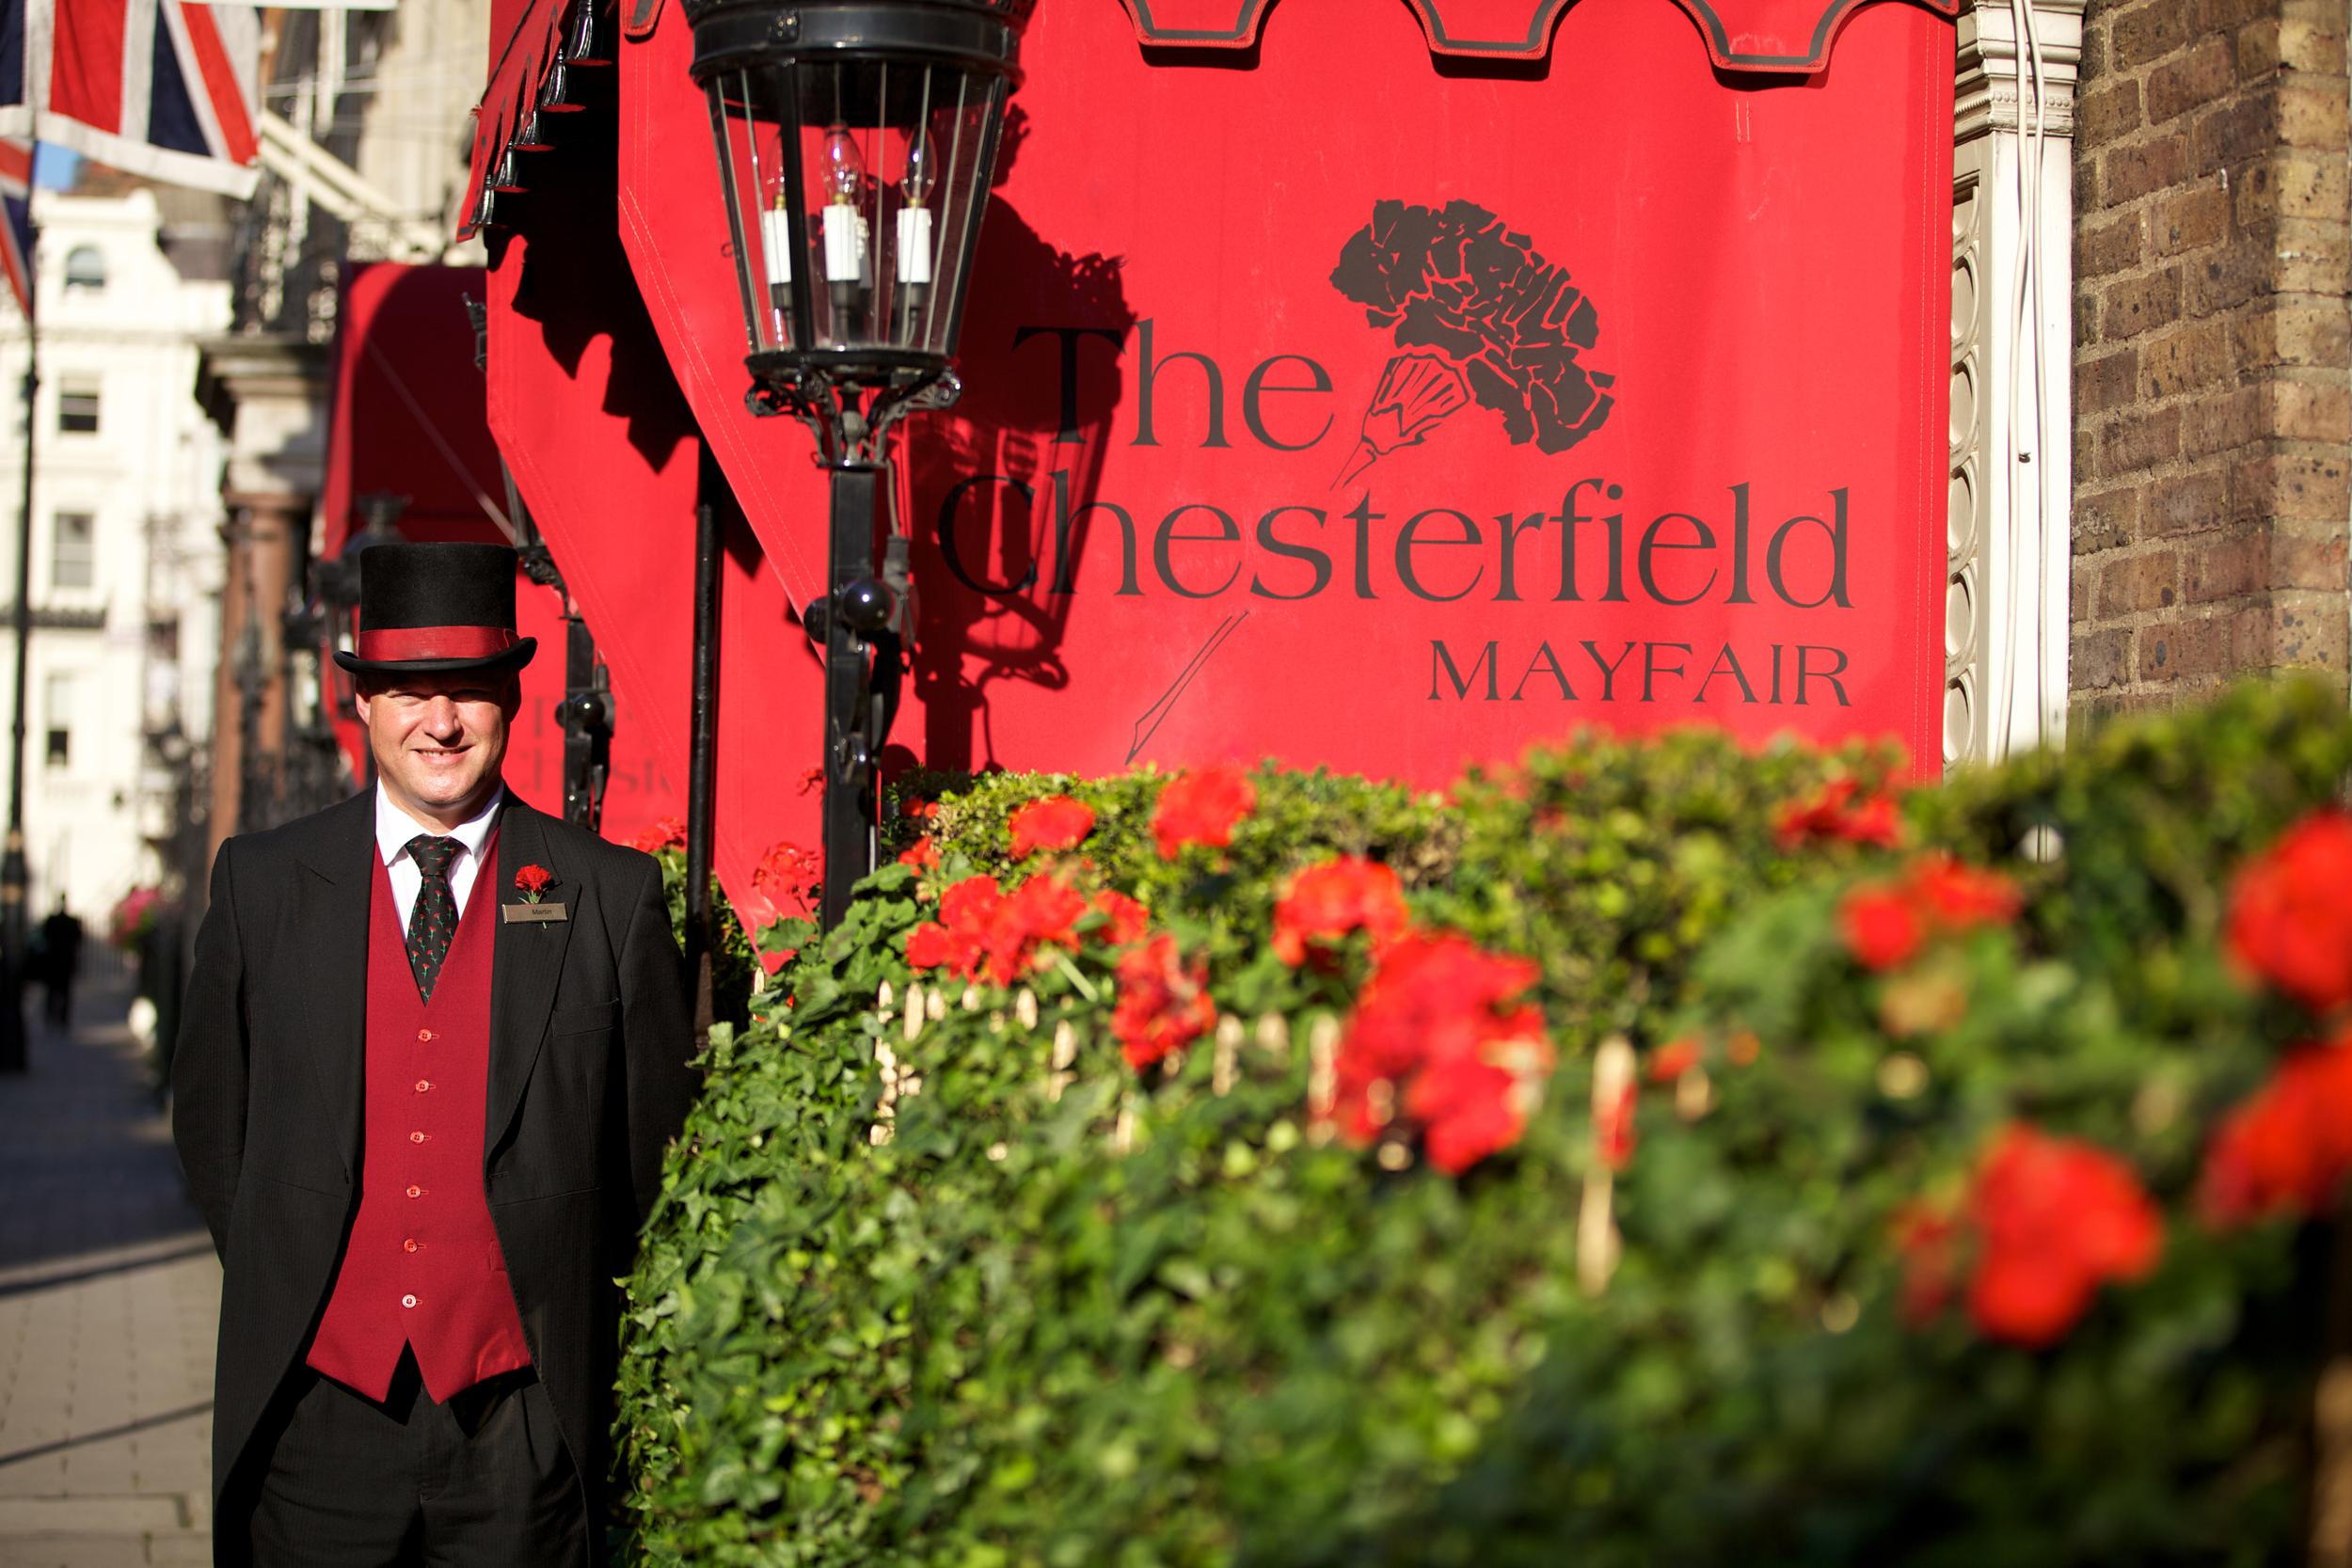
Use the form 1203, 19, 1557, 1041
0, 977, 217, 1568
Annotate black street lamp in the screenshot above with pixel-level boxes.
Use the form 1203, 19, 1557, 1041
683, 0, 1026, 927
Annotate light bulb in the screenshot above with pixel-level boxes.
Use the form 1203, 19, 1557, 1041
821, 123, 864, 205
900, 129, 936, 208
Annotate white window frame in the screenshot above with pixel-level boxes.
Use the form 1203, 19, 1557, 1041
56, 378, 100, 436
50, 510, 94, 592
62, 245, 104, 291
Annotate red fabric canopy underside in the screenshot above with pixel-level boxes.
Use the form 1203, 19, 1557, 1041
459, 0, 573, 239
317, 261, 677, 847
485, 132, 823, 928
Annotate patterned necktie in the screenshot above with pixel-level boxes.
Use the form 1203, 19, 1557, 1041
405, 834, 463, 1004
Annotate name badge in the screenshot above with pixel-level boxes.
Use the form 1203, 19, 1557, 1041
502, 902, 568, 924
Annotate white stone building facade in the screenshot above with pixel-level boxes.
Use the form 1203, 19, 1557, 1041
0, 186, 232, 928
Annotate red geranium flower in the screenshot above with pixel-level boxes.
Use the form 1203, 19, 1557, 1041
939, 874, 1002, 930
1840, 884, 1923, 971
1413, 1051, 1532, 1175
1272, 857, 1410, 967
2226, 810, 2352, 1015
752, 840, 822, 919
1838, 852, 2020, 972
902, 872, 1090, 987
1647, 1037, 1702, 1084
627, 816, 686, 854
1090, 889, 1150, 947
1009, 796, 1096, 860
1152, 766, 1257, 859
515, 864, 554, 902
983, 875, 1089, 986
1775, 776, 1904, 851
1326, 929, 1550, 1174
2201, 1034, 2352, 1225
1110, 934, 1216, 1071
898, 837, 940, 874
1906, 852, 2023, 928
906, 875, 1000, 978
1900, 1124, 2163, 1349
1966, 1125, 2161, 1347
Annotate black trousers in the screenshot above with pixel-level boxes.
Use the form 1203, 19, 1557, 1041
242, 1350, 584, 1568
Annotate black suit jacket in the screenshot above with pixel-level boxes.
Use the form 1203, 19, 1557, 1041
170, 790, 699, 1560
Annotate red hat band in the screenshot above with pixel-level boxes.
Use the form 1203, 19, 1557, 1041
354, 626, 520, 662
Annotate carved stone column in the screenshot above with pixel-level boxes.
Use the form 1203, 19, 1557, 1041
195, 336, 327, 862
1950, 0, 2084, 767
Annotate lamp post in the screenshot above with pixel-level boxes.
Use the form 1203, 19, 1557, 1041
682, 0, 1026, 927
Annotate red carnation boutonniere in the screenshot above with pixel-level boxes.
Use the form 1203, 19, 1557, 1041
515, 864, 555, 904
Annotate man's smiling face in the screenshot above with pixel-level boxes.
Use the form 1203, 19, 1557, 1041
356, 672, 517, 829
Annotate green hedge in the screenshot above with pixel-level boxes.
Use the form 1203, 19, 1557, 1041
621, 680, 2352, 1566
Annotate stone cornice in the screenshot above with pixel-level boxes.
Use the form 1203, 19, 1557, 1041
193, 333, 329, 435
1957, 0, 2087, 143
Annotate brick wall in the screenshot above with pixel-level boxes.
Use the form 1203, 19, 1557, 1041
2071, 0, 2351, 717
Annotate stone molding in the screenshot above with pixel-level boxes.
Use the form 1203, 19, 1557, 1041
1949, 0, 2085, 767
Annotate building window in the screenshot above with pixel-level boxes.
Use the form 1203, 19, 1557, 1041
63, 246, 104, 291
43, 673, 69, 768
57, 380, 98, 435
51, 512, 92, 591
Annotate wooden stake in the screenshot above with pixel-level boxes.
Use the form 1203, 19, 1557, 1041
1578, 1036, 1634, 1296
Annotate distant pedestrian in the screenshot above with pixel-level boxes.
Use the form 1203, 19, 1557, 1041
40, 898, 83, 1030
170, 544, 700, 1566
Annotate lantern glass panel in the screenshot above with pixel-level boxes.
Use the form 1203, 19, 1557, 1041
705, 55, 1009, 368
707, 70, 794, 354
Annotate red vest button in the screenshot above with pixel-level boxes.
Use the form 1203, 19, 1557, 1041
417, 1029, 435, 1042
410, 1132, 429, 1144
403, 1239, 420, 1253
415, 1080, 433, 1093
405, 1185, 424, 1198
401, 1294, 418, 1309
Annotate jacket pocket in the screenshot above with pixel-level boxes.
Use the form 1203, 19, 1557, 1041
551, 1000, 620, 1037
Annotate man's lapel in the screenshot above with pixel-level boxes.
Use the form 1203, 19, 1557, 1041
486, 798, 573, 1156
292, 793, 374, 1178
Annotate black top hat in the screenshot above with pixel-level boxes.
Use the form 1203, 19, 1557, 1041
331, 542, 537, 680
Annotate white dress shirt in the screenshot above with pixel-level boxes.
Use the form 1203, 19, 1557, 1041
375, 785, 504, 929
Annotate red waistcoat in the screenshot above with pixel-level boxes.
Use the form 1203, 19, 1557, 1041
307, 844, 532, 1402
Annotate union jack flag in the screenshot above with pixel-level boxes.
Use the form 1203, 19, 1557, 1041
0, 137, 29, 322
0, 0, 259, 198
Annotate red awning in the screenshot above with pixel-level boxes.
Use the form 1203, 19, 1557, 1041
485, 123, 823, 918
318, 263, 508, 557
609, 0, 1957, 784
315, 262, 675, 842
460, 0, 610, 239
1119, 0, 1961, 71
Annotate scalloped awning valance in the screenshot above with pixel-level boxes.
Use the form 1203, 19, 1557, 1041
1118, 0, 1961, 72
459, 0, 608, 240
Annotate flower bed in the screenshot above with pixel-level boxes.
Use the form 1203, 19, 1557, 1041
619, 679, 2352, 1565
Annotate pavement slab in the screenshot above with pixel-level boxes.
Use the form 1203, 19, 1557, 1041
0, 975, 217, 1567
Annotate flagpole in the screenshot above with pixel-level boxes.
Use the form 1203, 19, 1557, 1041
0, 157, 35, 1077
